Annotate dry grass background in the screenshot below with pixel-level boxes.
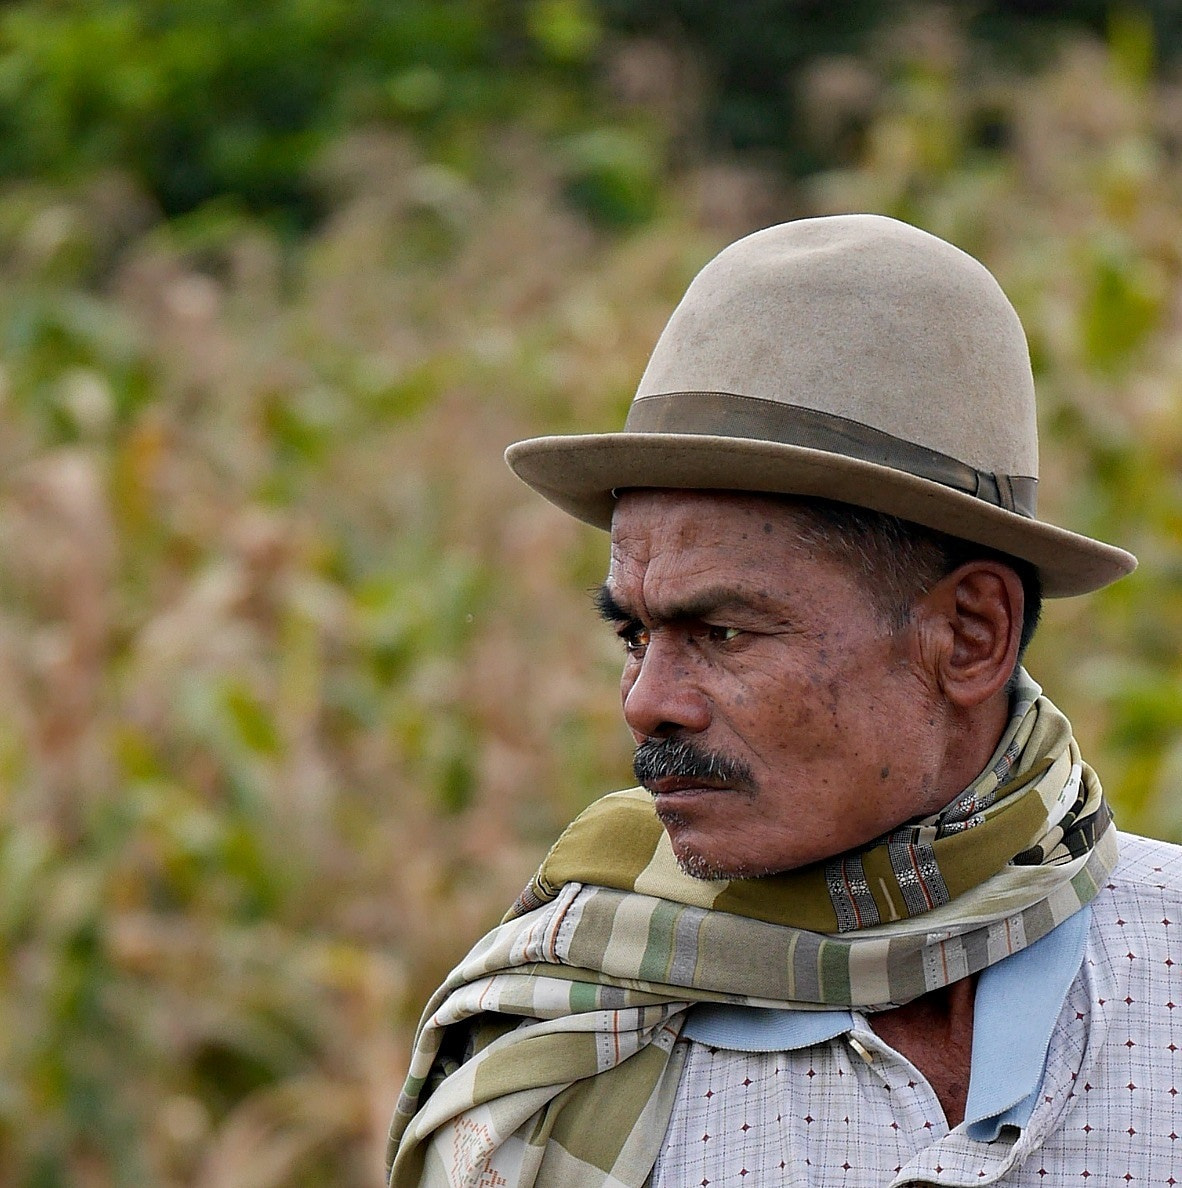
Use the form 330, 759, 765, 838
0, 16, 1177, 1186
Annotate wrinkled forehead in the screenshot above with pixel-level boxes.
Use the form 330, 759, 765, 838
606, 489, 837, 594
609, 489, 822, 552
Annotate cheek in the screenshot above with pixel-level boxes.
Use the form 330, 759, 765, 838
759, 689, 820, 740
742, 651, 887, 763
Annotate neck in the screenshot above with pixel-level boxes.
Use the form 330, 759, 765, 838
869, 976, 977, 1128
933, 691, 1012, 808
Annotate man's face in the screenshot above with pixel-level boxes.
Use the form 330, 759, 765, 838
602, 490, 951, 878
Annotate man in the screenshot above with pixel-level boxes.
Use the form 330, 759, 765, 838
387, 216, 1180, 1186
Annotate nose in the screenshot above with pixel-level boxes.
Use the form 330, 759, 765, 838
621, 635, 712, 741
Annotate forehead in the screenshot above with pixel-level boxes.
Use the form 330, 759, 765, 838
611, 489, 797, 554
607, 489, 864, 610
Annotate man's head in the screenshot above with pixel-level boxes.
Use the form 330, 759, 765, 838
598, 489, 1028, 878
505, 214, 1135, 875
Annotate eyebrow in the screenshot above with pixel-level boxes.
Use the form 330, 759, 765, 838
594, 583, 631, 623
594, 582, 762, 625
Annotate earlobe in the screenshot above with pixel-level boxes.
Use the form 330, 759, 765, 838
934, 563, 1024, 708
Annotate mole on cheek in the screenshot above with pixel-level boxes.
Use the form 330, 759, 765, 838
763, 522, 773, 534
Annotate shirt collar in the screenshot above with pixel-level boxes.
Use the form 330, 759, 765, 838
962, 905, 1090, 1139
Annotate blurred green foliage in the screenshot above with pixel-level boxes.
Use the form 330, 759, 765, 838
0, 0, 1177, 231
596, 0, 1182, 174
0, 0, 657, 229
0, 2, 1175, 1185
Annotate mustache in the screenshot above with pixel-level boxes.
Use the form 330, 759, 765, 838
633, 736, 755, 791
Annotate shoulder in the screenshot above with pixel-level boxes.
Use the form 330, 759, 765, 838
1108, 830, 1182, 896
1086, 829, 1182, 942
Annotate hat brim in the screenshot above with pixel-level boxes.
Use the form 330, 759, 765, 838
505, 432, 1136, 598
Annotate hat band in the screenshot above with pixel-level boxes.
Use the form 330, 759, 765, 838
625, 391, 1038, 518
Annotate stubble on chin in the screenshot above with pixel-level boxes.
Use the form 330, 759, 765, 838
656, 807, 779, 882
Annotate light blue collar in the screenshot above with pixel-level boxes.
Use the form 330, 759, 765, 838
680, 907, 1091, 1139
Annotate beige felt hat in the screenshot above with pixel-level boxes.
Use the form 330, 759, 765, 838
505, 214, 1135, 597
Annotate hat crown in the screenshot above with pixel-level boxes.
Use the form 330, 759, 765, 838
636, 214, 1038, 477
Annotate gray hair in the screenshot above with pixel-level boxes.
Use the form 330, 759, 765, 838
788, 498, 1043, 662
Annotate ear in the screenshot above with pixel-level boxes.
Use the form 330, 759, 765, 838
914, 562, 1024, 709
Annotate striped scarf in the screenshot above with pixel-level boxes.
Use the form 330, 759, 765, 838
386, 671, 1116, 1187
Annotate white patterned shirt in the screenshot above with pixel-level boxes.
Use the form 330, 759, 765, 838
651, 831, 1182, 1187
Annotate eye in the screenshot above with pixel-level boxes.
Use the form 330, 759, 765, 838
706, 624, 742, 644
620, 623, 651, 654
